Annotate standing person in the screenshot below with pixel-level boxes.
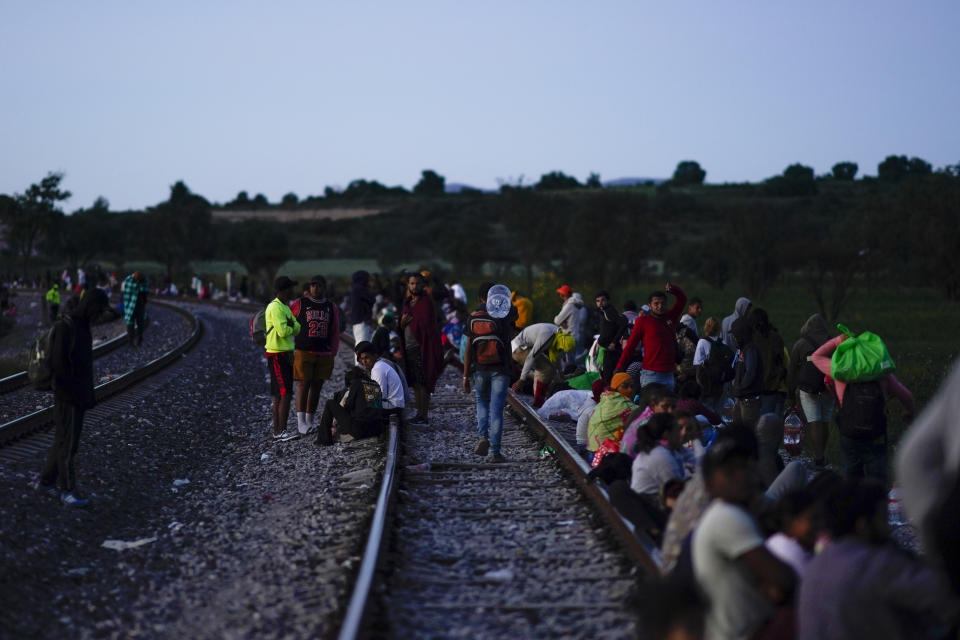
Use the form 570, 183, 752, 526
121, 271, 149, 346
721, 297, 751, 349
694, 317, 731, 414
45, 282, 61, 322
750, 308, 787, 417
810, 332, 914, 481
349, 270, 375, 359
398, 272, 443, 425
615, 283, 687, 389
595, 290, 627, 384
510, 290, 533, 331
314, 364, 385, 446
554, 285, 588, 368
730, 316, 763, 427
462, 283, 513, 463
37, 288, 109, 506
289, 275, 339, 436
788, 313, 834, 469
692, 424, 797, 640
680, 297, 703, 338
265, 276, 301, 441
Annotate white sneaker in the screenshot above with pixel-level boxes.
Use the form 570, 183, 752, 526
279, 431, 300, 442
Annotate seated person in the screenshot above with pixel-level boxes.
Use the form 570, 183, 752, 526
588, 452, 668, 544
314, 366, 385, 446
630, 413, 686, 497
676, 379, 722, 425
764, 487, 819, 579
586, 372, 637, 462
620, 384, 678, 460
355, 340, 406, 424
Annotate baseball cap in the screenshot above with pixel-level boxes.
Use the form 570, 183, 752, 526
274, 276, 298, 292
556, 284, 573, 297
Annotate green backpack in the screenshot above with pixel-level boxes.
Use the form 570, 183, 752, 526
830, 324, 895, 382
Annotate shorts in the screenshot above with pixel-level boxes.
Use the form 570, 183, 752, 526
405, 347, 425, 386
266, 351, 294, 397
798, 390, 834, 422
294, 351, 334, 382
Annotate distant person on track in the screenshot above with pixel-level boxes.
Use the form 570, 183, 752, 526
45, 282, 61, 323
314, 363, 385, 446
595, 290, 627, 384
349, 270, 375, 361
355, 341, 407, 426
462, 282, 513, 463
121, 271, 149, 346
265, 276, 301, 441
399, 272, 444, 425
554, 285, 588, 369
290, 275, 339, 437
615, 283, 687, 389
37, 288, 109, 506
510, 290, 533, 331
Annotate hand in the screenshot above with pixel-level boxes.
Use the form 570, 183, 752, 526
400, 313, 412, 328
511, 380, 523, 392
664, 282, 673, 293
462, 377, 471, 394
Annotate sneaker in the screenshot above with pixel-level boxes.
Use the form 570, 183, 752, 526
490, 453, 506, 464
273, 432, 285, 441
339, 433, 355, 444
409, 416, 428, 426
60, 492, 88, 507
474, 437, 490, 457
279, 431, 300, 442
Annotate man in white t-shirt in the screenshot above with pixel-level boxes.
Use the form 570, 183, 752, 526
692, 423, 796, 640
356, 341, 406, 422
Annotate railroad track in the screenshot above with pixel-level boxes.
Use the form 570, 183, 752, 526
0, 299, 202, 448
338, 365, 659, 639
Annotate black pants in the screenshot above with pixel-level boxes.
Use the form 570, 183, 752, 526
315, 399, 382, 445
40, 399, 85, 492
127, 302, 146, 345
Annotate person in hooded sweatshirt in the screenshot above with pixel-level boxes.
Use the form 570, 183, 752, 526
788, 313, 834, 468
36, 288, 109, 507
349, 270, 375, 358
730, 316, 763, 428
554, 285, 588, 369
721, 297, 752, 350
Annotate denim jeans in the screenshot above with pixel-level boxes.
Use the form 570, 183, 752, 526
474, 370, 509, 454
640, 369, 675, 390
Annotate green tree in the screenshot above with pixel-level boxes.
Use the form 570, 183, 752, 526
586, 172, 603, 188
252, 193, 269, 208
764, 163, 817, 196
671, 160, 706, 186
143, 181, 212, 279
535, 171, 581, 191
878, 155, 932, 182
413, 170, 446, 196
2, 172, 71, 275
281, 192, 299, 207
221, 220, 290, 301
831, 162, 858, 180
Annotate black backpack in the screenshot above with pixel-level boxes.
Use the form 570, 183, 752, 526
704, 338, 735, 384
836, 381, 887, 441
28, 316, 74, 391
795, 354, 826, 394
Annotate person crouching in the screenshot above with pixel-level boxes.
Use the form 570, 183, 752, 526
315, 366, 386, 446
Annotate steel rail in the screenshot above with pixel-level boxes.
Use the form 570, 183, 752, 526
0, 299, 202, 447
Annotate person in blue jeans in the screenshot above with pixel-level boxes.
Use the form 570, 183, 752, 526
462, 282, 514, 463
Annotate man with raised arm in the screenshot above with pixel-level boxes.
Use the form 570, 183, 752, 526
615, 283, 686, 389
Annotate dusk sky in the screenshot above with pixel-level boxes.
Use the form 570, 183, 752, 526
2, 1, 958, 211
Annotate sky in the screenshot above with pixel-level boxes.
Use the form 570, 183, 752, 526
2, 1, 958, 211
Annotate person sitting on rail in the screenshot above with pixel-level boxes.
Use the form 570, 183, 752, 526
355, 341, 407, 427
314, 365, 386, 446
619, 384, 678, 460
692, 423, 797, 640
586, 372, 637, 464
629, 413, 687, 501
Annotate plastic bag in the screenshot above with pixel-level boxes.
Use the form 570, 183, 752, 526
536, 389, 592, 420
830, 324, 895, 382
567, 371, 600, 390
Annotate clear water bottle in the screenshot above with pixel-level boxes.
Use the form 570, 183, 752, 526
888, 486, 906, 526
782, 410, 804, 456
721, 397, 736, 425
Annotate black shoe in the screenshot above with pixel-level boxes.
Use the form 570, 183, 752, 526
475, 438, 490, 456
490, 453, 506, 463
409, 415, 428, 425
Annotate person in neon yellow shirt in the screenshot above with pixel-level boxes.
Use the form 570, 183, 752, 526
46, 283, 61, 322
265, 276, 301, 441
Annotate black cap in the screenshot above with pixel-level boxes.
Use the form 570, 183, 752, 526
309, 275, 326, 286
274, 276, 298, 292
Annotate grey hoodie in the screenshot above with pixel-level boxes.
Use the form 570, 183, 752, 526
721, 297, 751, 348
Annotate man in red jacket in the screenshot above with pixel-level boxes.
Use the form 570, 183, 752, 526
615, 283, 686, 390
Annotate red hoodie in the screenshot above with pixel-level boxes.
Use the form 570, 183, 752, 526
615, 286, 686, 372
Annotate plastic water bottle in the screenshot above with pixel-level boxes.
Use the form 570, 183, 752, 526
721, 397, 736, 425
888, 486, 906, 526
782, 410, 804, 456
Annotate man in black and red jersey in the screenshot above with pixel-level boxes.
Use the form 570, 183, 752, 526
290, 275, 340, 436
